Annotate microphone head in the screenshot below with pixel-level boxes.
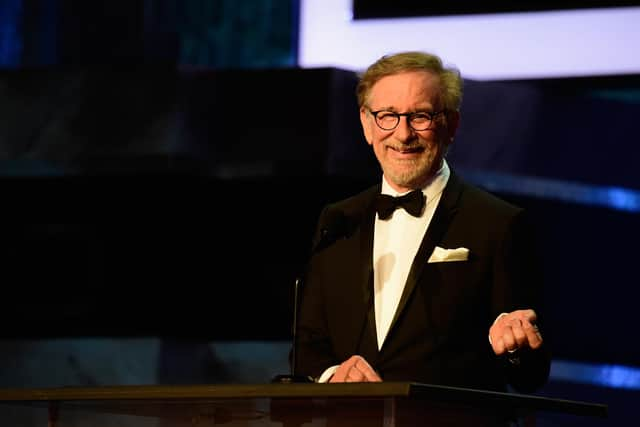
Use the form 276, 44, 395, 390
313, 210, 353, 254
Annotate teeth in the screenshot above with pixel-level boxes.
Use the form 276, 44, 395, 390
387, 145, 422, 153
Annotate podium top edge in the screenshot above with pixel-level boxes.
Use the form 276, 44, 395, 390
0, 382, 607, 418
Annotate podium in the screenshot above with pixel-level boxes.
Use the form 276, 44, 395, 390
0, 382, 607, 426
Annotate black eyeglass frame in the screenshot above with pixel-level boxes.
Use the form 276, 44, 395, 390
367, 108, 447, 131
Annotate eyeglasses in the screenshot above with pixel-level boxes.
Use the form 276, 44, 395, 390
367, 108, 446, 131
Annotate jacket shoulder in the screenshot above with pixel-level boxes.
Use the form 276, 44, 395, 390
454, 174, 524, 219
322, 183, 380, 219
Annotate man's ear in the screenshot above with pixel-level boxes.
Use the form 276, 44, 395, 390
446, 110, 460, 141
360, 107, 373, 146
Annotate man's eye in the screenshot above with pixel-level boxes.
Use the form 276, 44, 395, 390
411, 113, 431, 121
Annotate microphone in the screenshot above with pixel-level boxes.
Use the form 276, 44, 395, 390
310, 210, 352, 255
272, 210, 355, 384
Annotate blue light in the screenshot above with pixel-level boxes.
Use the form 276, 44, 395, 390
461, 169, 640, 213
603, 187, 640, 212
0, 0, 23, 67
551, 359, 640, 390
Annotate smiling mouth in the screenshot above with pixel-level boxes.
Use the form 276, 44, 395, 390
388, 145, 423, 154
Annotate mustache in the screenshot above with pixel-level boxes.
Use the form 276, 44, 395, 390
385, 142, 425, 152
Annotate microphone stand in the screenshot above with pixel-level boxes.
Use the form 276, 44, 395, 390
271, 277, 314, 383
272, 211, 351, 384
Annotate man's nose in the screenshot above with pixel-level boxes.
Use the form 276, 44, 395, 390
394, 116, 415, 141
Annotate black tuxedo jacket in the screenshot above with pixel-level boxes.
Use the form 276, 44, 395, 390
296, 171, 550, 392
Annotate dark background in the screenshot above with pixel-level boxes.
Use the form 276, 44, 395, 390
0, 2, 639, 424
1, 0, 639, 359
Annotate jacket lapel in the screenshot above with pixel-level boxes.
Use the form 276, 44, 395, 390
382, 172, 464, 347
346, 191, 379, 358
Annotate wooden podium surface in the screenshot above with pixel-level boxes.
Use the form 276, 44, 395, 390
0, 382, 607, 426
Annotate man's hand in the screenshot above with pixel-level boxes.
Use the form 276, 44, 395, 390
489, 309, 543, 356
329, 355, 382, 383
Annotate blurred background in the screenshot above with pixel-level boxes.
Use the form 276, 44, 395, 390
0, 1, 639, 425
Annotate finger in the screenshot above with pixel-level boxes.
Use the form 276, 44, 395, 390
510, 309, 537, 326
495, 313, 515, 332
501, 326, 518, 352
505, 309, 537, 325
493, 320, 517, 351
346, 367, 362, 383
523, 309, 538, 324
358, 364, 382, 382
491, 336, 506, 355
330, 365, 347, 382
354, 357, 381, 382
522, 320, 544, 350
489, 318, 507, 346
363, 368, 382, 382
488, 324, 504, 354
331, 357, 358, 382
354, 357, 373, 373
510, 319, 528, 348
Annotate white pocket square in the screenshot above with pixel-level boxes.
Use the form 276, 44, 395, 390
428, 246, 470, 263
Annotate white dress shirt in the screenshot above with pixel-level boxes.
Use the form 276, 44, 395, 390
317, 160, 450, 382
373, 161, 450, 348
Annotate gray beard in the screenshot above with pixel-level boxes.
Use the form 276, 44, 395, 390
382, 156, 443, 190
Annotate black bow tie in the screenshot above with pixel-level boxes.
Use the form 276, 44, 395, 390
375, 190, 425, 220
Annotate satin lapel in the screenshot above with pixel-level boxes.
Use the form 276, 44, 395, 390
384, 173, 464, 344
349, 196, 378, 357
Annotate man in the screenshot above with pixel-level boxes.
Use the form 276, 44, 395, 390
296, 51, 550, 393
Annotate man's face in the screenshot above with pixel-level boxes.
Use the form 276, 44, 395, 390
360, 70, 459, 193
